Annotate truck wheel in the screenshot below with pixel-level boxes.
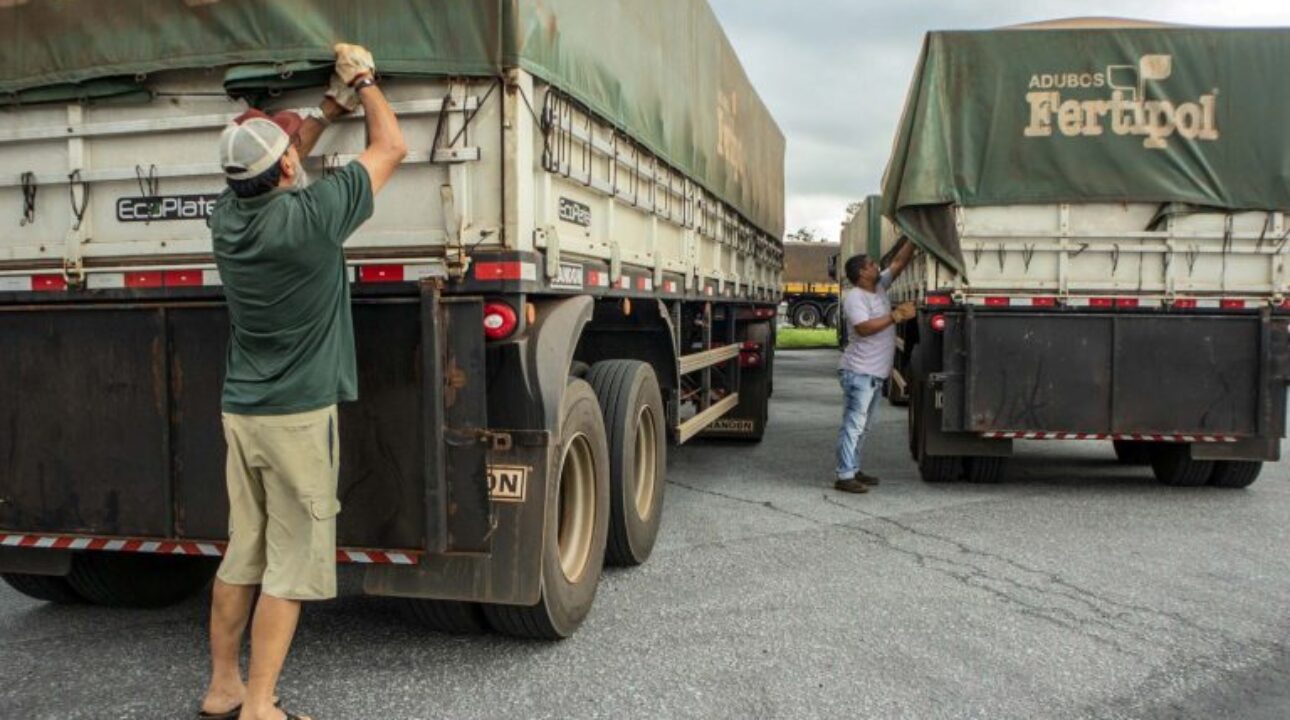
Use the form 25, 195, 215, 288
484, 380, 609, 639
964, 456, 1007, 483
1209, 461, 1263, 489
1, 573, 84, 604
791, 303, 822, 329
824, 303, 840, 330
1149, 444, 1214, 487
1113, 440, 1152, 465
586, 360, 667, 566
67, 553, 218, 608
919, 454, 962, 483
907, 407, 919, 461
399, 599, 488, 634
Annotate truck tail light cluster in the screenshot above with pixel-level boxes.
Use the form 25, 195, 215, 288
929, 314, 947, 332
740, 341, 763, 368
483, 301, 519, 341
925, 293, 953, 307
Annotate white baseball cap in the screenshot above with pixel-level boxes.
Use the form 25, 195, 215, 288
218, 109, 303, 181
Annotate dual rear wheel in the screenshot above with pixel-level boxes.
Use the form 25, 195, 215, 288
414, 360, 667, 640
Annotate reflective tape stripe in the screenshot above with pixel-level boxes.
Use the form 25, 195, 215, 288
0, 534, 421, 564
983, 432, 1237, 442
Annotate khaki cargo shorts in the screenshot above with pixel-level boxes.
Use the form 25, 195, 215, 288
217, 405, 341, 601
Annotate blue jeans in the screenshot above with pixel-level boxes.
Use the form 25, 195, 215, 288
835, 370, 884, 480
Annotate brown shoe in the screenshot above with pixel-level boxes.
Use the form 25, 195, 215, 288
857, 472, 881, 486
834, 478, 869, 494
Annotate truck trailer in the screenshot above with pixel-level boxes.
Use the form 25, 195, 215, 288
781, 241, 839, 328
0, 0, 784, 639
882, 22, 1290, 487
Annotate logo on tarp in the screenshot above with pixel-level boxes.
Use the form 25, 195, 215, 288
1024, 55, 1218, 150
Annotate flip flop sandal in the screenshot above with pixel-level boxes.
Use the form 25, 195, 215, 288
197, 697, 282, 719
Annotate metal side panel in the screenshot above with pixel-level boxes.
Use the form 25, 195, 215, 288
0, 306, 171, 536
960, 313, 1267, 436
0, 299, 437, 549
959, 313, 1112, 433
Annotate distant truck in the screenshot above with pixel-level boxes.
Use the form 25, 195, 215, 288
881, 21, 1290, 487
0, 0, 783, 639
782, 241, 839, 328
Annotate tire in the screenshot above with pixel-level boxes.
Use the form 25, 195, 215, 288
1, 573, 84, 604
1149, 444, 1214, 487
1209, 461, 1264, 489
964, 456, 1007, 484
399, 599, 489, 634
1113, 440, 1152, 465
824, 303, 840, 331
586, 361, 667, 566
66, 553, 218, 608
484, 379, 610, 640
907, 402, 919, 462
919, 454, 962, 483
791, 303, 822, 329
908, 348, 925, 462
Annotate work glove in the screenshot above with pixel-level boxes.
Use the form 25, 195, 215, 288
325, 72, 361, 113
334, 43, 376, 86
891, 301, 917, 324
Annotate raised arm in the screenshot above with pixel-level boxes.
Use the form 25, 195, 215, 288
330, 43, 407, 194
294, 97, 349, 159
353, 82, 407, 194
886, 237, 916, 281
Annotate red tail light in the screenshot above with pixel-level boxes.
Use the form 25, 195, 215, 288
930, 314, 947, 332
1220, 299, 1246, 309
483, 301, 519, 341
1031, 297, 1058, 307
1089, 297, 1114, 308
925, 294, 953, 307
1115, 298, 1139, 309
740, 341, 763, 368
984, 296, 1010, 307
1172, 299, 1198, 309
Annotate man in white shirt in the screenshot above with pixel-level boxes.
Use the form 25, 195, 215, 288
835, 241, 916, 493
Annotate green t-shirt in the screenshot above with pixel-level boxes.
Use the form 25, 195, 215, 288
211, 162, 374, 415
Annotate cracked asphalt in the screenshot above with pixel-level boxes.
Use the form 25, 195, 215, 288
2, 348, 1289, 719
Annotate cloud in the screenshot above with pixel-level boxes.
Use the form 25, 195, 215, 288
708, 0, 1290, 241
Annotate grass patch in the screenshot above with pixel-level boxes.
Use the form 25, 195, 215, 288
776, 327, 838, 350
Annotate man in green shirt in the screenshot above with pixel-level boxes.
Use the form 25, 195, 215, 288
199, 44, 406, 720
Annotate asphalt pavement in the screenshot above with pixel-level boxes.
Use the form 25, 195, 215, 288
2, 348, 1288, 719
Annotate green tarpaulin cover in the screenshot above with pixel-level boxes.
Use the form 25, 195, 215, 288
0, 0, 784, 238
881, 28, 1290, 273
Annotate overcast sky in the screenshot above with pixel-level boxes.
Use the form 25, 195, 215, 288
707, 0, 1290, 242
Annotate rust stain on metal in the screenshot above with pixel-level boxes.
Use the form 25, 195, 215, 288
444, 360, 467, 409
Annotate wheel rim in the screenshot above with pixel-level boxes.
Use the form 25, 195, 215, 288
557, 432, 596, 583
633, 405, 659, 519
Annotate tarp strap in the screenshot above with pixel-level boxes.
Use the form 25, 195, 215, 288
19, 172, 37, 227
